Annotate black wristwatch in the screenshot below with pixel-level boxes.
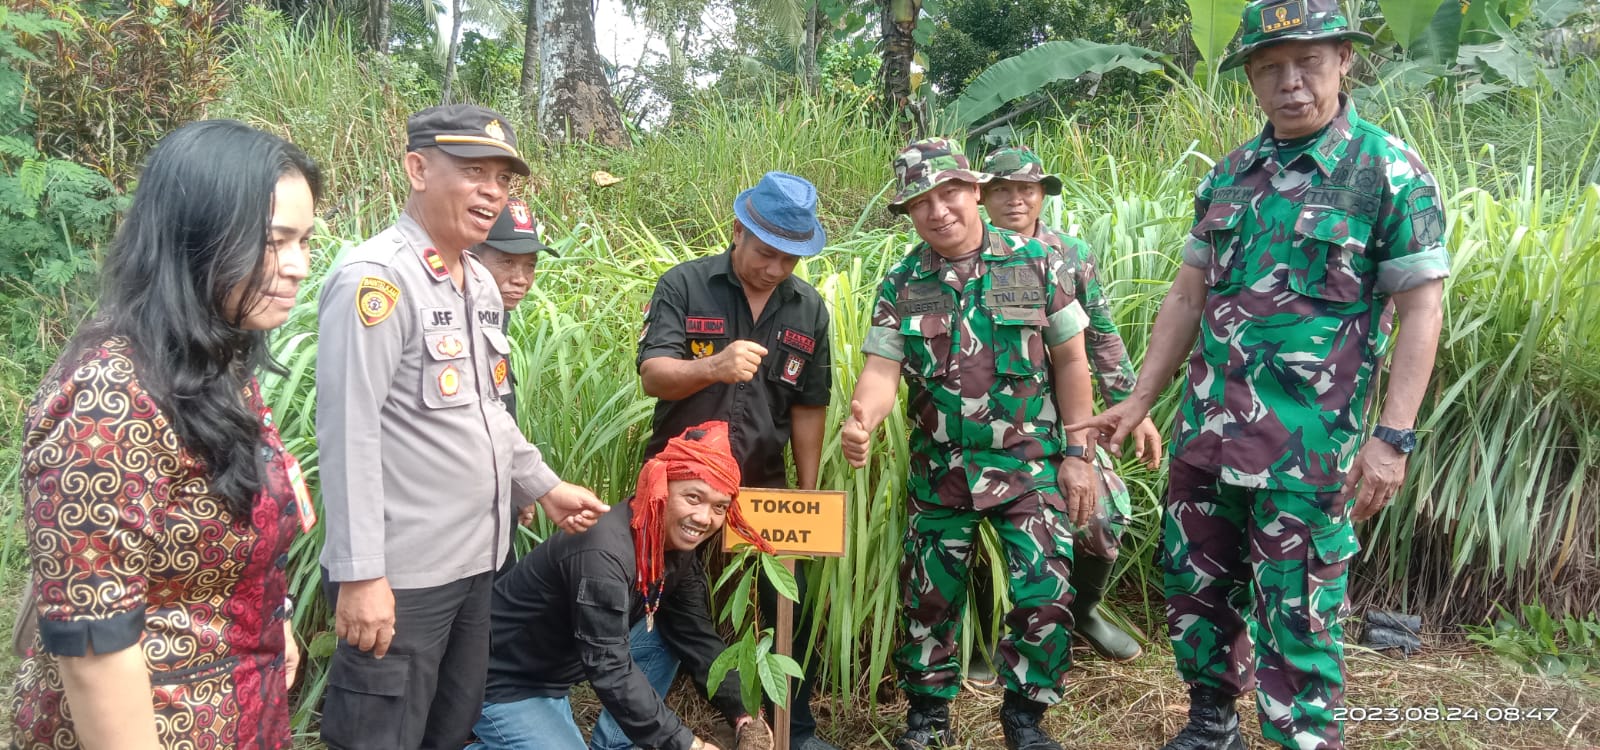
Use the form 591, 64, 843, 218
1063, 444, 1093, 463
1372, 425, 1417, 454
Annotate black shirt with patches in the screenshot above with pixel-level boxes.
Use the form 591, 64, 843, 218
637, 249, 832, 487
482, 504, 743, 749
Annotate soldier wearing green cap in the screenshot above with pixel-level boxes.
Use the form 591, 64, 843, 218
841, 138, 1100, 750
1070, 1, 1449, 749
978, 144, 1161, 666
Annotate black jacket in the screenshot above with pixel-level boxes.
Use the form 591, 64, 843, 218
483, 503, 743, 749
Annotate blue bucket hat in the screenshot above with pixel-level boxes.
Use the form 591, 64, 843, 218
732, 172, 827, 257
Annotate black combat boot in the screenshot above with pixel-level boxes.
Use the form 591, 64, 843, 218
999, 691, 1064, 750
1068, 555, 1143, 662
893, 693, 954, 750
1160, 684, 1246, 750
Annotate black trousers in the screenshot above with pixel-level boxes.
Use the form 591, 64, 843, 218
320, 570, 495, 750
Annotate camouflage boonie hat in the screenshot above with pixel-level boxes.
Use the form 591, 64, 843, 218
980, 146, 1062, 196
887, 137, 991, 216
1221, 0, 1375, 71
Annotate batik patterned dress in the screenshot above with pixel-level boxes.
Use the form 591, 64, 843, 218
10, 337, 301, 750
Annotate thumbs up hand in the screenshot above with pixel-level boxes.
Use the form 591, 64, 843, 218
842, 400, 873, 468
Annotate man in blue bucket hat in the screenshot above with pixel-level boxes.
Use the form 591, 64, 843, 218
635, 171, 838, 750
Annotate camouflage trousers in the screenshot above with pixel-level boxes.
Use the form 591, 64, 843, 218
1163, 458, 1361, 750
896, 487, 1076, 705
1075, 449, 1132, 561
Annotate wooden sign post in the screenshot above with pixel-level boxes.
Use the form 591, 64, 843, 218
726, 488, 847, 750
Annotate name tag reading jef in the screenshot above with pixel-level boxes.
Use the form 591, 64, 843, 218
724, 488, 847, 557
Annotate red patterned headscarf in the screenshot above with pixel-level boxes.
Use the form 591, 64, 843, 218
632, 421, 773, 626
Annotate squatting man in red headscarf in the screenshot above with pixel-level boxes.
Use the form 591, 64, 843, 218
467, 422, 778, 750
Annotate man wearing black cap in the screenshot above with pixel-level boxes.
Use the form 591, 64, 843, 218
315, 104, 609, 750
635, 171, 837, 750
472, 197, 557, 420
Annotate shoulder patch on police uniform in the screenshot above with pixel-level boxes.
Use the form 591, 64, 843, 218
357, 276, 401, 327
423, 247, 450, 280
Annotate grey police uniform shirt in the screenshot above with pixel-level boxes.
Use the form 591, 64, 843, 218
316, 213, 562, 590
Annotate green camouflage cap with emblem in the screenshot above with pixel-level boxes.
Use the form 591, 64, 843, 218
887, 137, 991, 216
1220, 0, 1375, 71
980, 146, 1063, 196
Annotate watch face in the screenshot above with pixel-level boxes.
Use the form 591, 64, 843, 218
1377, 427, 1416, 453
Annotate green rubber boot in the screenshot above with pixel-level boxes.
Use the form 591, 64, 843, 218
1069, 555, 1142, 662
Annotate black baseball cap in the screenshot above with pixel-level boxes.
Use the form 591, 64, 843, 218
483, 199, 556, 256
406, 104, 530, 176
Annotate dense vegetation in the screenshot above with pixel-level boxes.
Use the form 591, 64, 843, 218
3, 0, 1599, 735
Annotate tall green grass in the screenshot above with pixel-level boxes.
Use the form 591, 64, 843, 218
5, 10, 1599, 724
213, 24, 1600, 716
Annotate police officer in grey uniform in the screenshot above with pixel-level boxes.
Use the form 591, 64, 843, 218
315, 104, 609, 750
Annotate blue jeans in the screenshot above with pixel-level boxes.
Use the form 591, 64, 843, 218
467, 619, 681, 750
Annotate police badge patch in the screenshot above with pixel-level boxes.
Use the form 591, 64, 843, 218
434, 335, 465, 358
357, 276, 401, 327
780, 353, 805, 385
438, 365, 461, 397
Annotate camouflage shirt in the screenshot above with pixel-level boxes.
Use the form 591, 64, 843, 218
1176, 97, 1451, 492
1031, 222, 1139, 405
863, 228, 1090, 510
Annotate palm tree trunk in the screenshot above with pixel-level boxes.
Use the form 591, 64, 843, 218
802, 0, 820, 93
879, 0, 920, 132
365, 0, 391, 53
441, 0, 464, 103
519, 0, 540, 101
537, 0, 629, 146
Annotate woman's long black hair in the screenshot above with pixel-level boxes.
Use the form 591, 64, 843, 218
70, 119, 322, 519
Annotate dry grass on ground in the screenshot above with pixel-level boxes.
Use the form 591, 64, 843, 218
634, 639, 1600, 750
2, 587, 1595, 749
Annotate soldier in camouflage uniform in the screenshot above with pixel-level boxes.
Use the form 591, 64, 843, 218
1071, 2, 1450, 749
978, 145, 1162, 664
840, 138, 1101, 750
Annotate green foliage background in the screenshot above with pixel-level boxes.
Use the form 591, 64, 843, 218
2, 0, 1600, 736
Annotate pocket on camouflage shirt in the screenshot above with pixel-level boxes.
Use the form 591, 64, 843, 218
1290, 208, 1375, 304
899, 313, 953, 379
989, 306, 1048, 377
1192, 204, 1246, 291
